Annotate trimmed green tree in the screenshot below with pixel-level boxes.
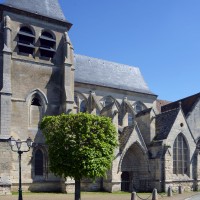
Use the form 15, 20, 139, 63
40, 113, 118, 200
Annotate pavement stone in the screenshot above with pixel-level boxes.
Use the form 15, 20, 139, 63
0, 191, 199, 200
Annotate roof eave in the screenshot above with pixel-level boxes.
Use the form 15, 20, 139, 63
75, 81, 158, 97
0, 4, 73, 31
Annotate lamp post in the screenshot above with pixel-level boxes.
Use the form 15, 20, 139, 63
8, 136, 33, 200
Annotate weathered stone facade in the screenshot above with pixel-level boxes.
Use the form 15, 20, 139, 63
0, 0, 74, 194
0, 0, 200, 195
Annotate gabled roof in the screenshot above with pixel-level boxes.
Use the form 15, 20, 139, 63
74, 54, 156, 95
161, 92, 200, 117
154, 108, 179, 141
100, 101, 119, 116
119, 125, 135, 152
3, 0, 66, 21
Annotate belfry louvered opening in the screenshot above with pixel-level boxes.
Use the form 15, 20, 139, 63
18, 26, 35, 54
39, 31, 56, 58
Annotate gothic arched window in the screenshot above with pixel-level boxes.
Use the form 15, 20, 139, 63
135, 104, 143, 113
80, 100, 87, 113
18, 26, 35, 54
31, 97, 41, 106
128, 112, 133, 126
133, 101, 146, 114
35, 149, 44, 176
104, 97, 114, 107
29, 95, 43, 127
74, 93, 87, 113
100, 96, 115, 107
173, 134, 189, 175
40, 31, 56, 58
96, 108, 101, 116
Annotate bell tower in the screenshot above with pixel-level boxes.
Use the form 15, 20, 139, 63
0, 0, 74, 193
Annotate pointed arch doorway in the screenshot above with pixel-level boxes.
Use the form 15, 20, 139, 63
121, 142, 149, 192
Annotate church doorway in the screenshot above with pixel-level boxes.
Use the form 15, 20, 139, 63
121, 171, 130, 191
121, 142, 149, 192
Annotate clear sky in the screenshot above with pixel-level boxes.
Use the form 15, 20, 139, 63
1, 0, 200, 101
59, 0, 200, 102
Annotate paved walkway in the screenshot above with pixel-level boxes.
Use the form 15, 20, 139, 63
132, 191, 200, 200
0, 191, 199, 200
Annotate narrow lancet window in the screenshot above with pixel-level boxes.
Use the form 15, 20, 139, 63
173, 134, 188, 175
35, 149, 44, 176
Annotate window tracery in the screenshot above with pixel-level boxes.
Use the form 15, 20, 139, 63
173, 134, 188, 175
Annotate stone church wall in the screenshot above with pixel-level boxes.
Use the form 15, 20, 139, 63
0, 6, 74, 193
136, 112, 151, 145
0, 141, 12, 195
75, 83, 156, 109
2, 0, 200, 194
164, 111, 196, 192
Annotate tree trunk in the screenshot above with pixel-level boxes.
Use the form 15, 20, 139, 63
75, 179, 81, 200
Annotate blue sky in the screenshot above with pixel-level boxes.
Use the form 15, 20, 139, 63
59, 0, 200, 101
1, 0, 200, 101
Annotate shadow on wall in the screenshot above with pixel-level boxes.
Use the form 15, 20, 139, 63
28, 37, 67, 192
120, 142, 151, 192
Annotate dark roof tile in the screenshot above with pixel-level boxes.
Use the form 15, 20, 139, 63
74, 54, 155, 95
135, 108, 152, 117
3, 0, 66, 21
154, 108, 179, 141
161, 92, 200, 117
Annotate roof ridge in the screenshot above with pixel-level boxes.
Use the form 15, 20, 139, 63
74, 54, 139, 70
161, 92, 200, 116
159, 107, 179, 116
172, 92, 200, 103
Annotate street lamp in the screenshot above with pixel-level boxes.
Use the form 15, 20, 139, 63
8, 136, 33, 200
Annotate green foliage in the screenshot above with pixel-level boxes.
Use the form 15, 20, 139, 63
40, 113, 118, 180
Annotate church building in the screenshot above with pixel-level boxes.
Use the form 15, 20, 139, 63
0, 0, 200, 195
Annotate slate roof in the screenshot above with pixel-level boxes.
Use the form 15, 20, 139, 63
119, 125, 135, 152
74, 54, 155, 95
3, 0, 66, 21
135, 108, 152, 118
161, 92, 200, 117
154, 108, 179, 141
101, 102, 115, 114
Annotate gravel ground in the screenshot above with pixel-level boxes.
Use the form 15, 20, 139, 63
0, 191, 199, 200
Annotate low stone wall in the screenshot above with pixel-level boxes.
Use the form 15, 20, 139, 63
0, 185, 11, 195
0, 181, 11, 195
165, 180, 194, 193
103, 181, 121, 192
62, 179, 75, 193
81, 179, 102, 192
63, 178, 102, 193
11, 181, 63, 193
